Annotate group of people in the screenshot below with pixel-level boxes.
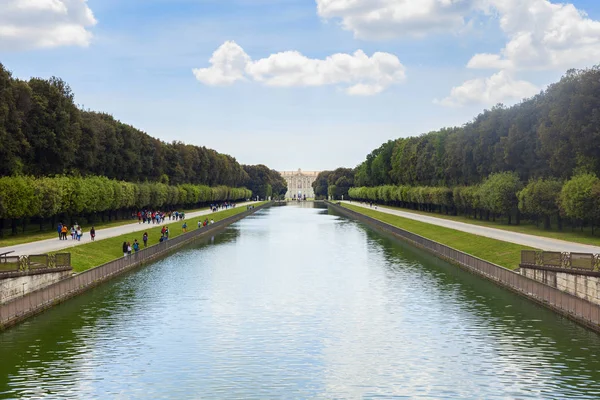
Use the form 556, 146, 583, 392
210, 202, 236, 213
135, 210, 186, 225
122, 232, 149, 256
57, 223, 96, 241
197, 218, 214, 229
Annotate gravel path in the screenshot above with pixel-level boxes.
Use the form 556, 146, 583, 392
0, 202, 259, 256
343, 201, 600, 253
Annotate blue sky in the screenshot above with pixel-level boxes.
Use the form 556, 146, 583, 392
2, 0, 600, 171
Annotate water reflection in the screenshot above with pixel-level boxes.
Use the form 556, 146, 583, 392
1, 204, 600, 399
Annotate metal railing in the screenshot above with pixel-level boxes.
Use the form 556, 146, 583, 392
328, 202, 600, 331
521, 250, 600, 272
0, 253, 71, 273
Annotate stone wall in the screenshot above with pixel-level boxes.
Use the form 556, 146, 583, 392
521, 267, 600, 306
0, 268, 72, 304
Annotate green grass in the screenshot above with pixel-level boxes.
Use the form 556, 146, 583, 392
0, 205, 226, 248
63, 203, 266, 273
342, 203, 536, 270
347, 202, 600, 247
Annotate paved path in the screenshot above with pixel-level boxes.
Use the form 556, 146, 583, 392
0, 202, 259, 256
342, 201, 600, 253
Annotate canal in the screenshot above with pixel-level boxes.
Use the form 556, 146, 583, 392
2, 203, 600, 399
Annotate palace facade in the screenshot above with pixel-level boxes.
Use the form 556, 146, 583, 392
279, 169, 320, 199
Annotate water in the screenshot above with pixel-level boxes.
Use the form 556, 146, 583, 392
2, 203, 600, 399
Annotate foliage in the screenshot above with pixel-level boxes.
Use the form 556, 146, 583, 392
0, 176, 252, 221
313, 168, 355, 199
242, 165, 287, 200
559, 174, 600, 223
0, 63, 249, 186
354, 67, 600, 188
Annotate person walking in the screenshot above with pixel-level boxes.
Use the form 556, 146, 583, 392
76, 226, 83, 241
57, 223, 63, 240
127, 242, 132, 256
133, 239, 140, 253
122, 241, 128, 257
143, 232, 148, 247
70, 226, 76, 240
90, 227, 96, 241
61, 224, 68, 240
182, 222, 187, 233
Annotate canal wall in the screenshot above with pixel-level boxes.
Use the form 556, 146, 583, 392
521, 266, 600, 306
0, 203, 271, 330
327, 202, 600, 333
0, 268, 72, 304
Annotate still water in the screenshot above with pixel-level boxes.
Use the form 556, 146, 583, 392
2, 203, 600, 399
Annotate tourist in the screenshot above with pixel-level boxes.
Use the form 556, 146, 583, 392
57, 223, 63, 240
197, 220, 202, 229
210, 219, 214, 225
143, 232, 148, 247
76, 226, 83, 241
71, 226, 76, 240
182, 221, 187, 232
165, 226, 169, 238
122, 241, 128, 257
90, 227, 96, 241
127, 242, 132, 256
61, 224, 68, 240
133, 239, 140, 253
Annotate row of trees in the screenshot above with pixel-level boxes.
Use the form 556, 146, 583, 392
312, 168, 355, 200
354, 67, 600, 188
243, 165, 288, 200
349, 173, 600, 231
0, 175, 252, 235
0, 63, 249, 186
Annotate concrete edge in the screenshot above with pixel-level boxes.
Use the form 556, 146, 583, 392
327, 201, 600, 334
0, 202, 271, 331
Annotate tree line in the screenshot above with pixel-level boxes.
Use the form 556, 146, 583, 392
243, 165, 288, 200
312, 168, 355, 200
345, 66, 600, 231
349, 172, 600, 232
0, 63, 248, 186
354, 67, 600, 188
0, 175, 252, 235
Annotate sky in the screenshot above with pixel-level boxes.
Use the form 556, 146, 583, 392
1, 0, 600, 171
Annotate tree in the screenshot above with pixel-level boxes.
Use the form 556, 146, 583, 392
477, 172, 523, 224
560, 174, 600, 231
518, 178, 563, 229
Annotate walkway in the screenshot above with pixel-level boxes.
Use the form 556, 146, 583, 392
0, 202, 259, 256
342, 201, 600, 253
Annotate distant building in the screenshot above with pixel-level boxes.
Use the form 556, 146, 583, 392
279, 169, 320, 199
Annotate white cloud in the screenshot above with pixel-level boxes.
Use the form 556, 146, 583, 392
192, 41, 250, 86
316, 0, 478, 39
192, 41, 406, 95
469, 0, 600, 71
0, 0, 97, 50
436, 70, 539, 107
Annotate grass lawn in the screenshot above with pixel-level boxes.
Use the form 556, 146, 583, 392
0, 205, 231, 248
64, 203, 266, 273
342, 203, 536, 270
348, 202, 600, 247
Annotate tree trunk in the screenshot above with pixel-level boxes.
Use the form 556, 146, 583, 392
11, 219, 17, 235
508, 214, 511, 225
39, 219, 43, 231
0, 218, 4, 238
22, 218, 26, 233
544, 215, 551, 230
516, 210, 520, 225
557, 215, 563, 231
